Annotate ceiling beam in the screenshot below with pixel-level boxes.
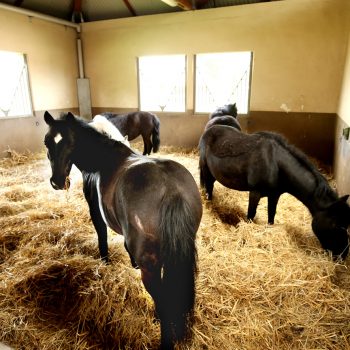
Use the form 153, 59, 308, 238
123, 0, 137, 16
13, 0, 24, 6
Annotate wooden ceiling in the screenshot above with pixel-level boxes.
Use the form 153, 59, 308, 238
0, 0, 276, 23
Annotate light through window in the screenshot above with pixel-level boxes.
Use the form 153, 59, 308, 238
138, 55, 186, 112
195, 52, 252, 114
0, 51, 33, 118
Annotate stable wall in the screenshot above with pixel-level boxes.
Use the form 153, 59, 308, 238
335, 10, 350, 196
82, 0, 349, 164
0, 8, 79, 156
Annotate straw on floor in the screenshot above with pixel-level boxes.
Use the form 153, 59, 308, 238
0, 145, 349, 350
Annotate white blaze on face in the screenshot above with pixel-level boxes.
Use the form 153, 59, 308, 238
54, 133, 62, 144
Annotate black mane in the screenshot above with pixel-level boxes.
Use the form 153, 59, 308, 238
59, 112, 128, 150
256, 131, 337, 200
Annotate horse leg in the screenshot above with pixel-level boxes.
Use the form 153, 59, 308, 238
83, 177, 109, 262
140, 267, 175, 349
200, 163, 215, 200
142, 134, 152, 155
267, 193, 280, 225
247, 191, 261, 221
124, 241, 139, 268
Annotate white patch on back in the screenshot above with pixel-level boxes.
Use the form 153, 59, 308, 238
90, 115, 131, 147
54, 133, 62, 144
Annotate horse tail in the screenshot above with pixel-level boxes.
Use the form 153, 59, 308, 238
151, 114, 161, 153
159, 194, 198, 346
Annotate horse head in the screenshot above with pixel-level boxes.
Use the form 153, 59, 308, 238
44, 111, 75, 190
209, 103, 238, 119
312, 195, 350, 260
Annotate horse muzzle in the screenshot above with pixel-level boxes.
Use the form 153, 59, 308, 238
50, 176, 70, 190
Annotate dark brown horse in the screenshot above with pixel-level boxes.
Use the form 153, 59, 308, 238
44, 111, 202, 349
101, 111, 160, 155
199, 125, 350, 260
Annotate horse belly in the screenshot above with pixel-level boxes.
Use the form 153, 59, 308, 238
208, 156, 250, 191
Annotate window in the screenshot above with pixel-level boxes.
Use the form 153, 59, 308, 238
138, 55, 186, 112
0, 51, 33, 118
195, 52, 252, 114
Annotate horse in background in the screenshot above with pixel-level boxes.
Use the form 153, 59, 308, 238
89, 114, 130, 147
101, 111, 160, 155
199, 125, 350, 260
206, 103, 241, 131
209, 103, 238, 119
205, 115, 241, 131
44, 111, 202, 349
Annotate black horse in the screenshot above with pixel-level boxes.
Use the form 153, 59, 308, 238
199, 125, 350, 260
205, 115, 241, 131
101, 111, 160, 155
209, 103, 238, 119
44, 111, 202, 349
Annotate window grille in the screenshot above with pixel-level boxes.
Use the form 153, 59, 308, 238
195, 52, 252, 114
0, 51, 33, 118
138, 55, 186, 112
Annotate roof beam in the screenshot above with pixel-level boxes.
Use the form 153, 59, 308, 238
123, 0, 137, 16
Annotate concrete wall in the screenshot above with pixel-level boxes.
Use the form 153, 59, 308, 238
0, 8, 79, 156
81, 0, 350, 164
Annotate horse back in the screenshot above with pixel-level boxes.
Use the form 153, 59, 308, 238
199, 126, 280, 191
99, 156, 201, 235
102, 111, 159, 141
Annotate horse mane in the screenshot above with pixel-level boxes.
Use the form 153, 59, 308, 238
256, 131, 337, 200
59, 112, 126, 150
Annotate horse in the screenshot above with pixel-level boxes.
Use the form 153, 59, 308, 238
101, 111, 160, 155
43, 111, 202, 349
199, 125, 350, 260
209, 103, 238, 120
205, 115, 241, 131
89, 114, 130, 147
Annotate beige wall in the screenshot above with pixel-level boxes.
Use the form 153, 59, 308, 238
334, 3, 350, 195
0, 8, 79, 156
338, 19, 350, 126
82, 0, 349, 114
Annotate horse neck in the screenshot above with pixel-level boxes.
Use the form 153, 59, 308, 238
280, 160, 337, 215
72, 134, 130, 174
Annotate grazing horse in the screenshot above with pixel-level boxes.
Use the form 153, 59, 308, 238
89, 114, 130, 147
205, 115, 241, 131
101, 111, 160, 155
43, 111, 202, 349
209, 103, 238, 119
199, 125, 350, 260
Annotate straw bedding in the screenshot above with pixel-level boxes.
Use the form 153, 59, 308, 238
0, 146, 349, 350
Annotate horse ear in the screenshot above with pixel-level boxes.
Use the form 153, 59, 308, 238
66, 112, 75, 122
44, 111, 55, 125
340, 194, 349, 203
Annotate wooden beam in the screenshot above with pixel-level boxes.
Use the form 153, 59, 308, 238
123, 0, 137, 16
14, 0, 24, 6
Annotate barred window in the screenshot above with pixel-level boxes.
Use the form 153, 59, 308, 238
195, 52, 252, 114
138, 55, 186, 112
0, 51, 33, 118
